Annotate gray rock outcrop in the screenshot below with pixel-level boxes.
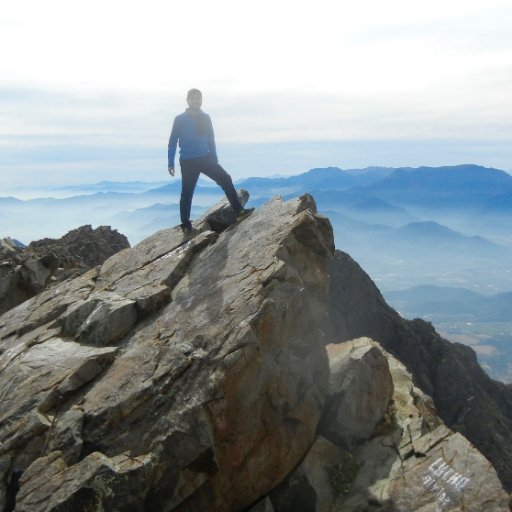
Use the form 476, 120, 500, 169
0, 225, 130, 315
0, 194, 334, 511
268, 338, 510, 511
319, 340, 394, 449
328, 250, 512, 491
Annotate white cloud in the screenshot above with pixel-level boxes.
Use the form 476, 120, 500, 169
1, 0, 511, 187
2, 0, 511, 94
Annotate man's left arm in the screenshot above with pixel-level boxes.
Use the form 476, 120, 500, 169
206, 115, 218, 163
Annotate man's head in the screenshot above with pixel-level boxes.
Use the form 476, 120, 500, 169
187, 88, 202, 110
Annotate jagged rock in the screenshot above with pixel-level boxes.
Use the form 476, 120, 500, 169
0, 238, 25, 254
0, 193, 334, 511
340, 339, 510, 512
268, 338, 510, 512
28, 225, 129, 268
15, 450, 151, 511
318, 340, 394, 449
201, 189, 250, 232
328, 250, 512, 492
0, 225, 130, 315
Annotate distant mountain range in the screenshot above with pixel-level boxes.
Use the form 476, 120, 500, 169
238, 163, 512, 193
239, 164, 512, 239
235, 164, 512, 293
384, 285, 512, 322
1, 164, 511, 293
54, 180, 168, 194
360, 164, 512, 208
238, 164, 512, 221
383, 283, 512, 383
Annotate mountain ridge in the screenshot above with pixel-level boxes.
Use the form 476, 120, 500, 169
385, 284, 512, 322
0, 193, 510, 511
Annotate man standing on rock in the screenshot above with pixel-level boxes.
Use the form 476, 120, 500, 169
168, 88, 252, 234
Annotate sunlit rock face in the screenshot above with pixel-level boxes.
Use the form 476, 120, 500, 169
0, 193, 334, 511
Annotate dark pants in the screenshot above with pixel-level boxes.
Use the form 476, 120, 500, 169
179, 155, 242, 225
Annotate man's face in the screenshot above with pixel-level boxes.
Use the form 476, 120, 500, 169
187, 93, 202, 110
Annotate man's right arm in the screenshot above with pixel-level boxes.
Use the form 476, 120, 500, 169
168, 117, 179, 176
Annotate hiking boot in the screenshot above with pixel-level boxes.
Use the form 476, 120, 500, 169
237, 207, 254, 219
180, 222, 195, 235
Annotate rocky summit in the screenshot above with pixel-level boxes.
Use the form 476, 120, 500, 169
0, 193, 510, 511
0, 225, 130, 316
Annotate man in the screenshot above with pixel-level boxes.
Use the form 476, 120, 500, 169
168, 89, 252, 234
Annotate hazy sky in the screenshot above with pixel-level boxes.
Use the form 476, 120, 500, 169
1, 0, 512, 191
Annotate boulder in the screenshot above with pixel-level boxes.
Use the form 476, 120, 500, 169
0, 193, 335, 511
267, 338, 510, 511
319, 339, 394, 449
0, 226, 130, 315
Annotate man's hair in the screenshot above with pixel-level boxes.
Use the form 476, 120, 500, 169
187, 88, 202, 99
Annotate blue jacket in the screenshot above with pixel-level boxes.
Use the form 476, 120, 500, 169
168, 108, 218, 168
